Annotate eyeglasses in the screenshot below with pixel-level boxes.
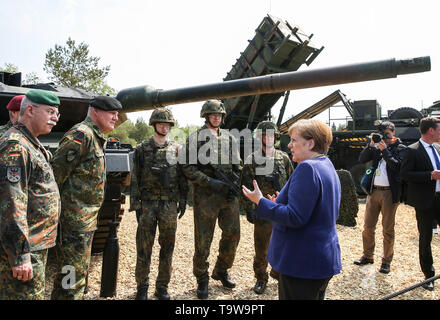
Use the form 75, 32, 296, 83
32, 104, 60, 119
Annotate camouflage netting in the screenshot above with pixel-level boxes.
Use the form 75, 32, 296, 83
337, 169, 359, 227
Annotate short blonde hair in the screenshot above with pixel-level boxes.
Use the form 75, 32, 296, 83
288, 119, 333, 154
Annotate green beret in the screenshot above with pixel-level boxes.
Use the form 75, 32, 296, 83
26, 89, 60, 107
90, 96, 122, 111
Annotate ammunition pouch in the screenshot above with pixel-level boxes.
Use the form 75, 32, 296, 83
150, 165, 170, 188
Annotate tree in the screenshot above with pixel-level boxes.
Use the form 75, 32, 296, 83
1, 63, 41, 85
0, 63, 19, 73
44, 37, 115, 95
23, 72, 41, 85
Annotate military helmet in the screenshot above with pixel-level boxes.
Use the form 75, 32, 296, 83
254, 121, 280, 138
200, 100, 226, 118
149, 107, 175, 126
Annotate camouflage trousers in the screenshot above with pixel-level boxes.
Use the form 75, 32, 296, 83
253, 218, 279, 281
51, 231, 94, 300
0, 248, 48, 300
136, 200, 178, 289
192, 187, 240, 280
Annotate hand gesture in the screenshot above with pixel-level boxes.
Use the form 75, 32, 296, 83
242, 180, 263, 205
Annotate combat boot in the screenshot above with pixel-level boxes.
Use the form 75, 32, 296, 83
135, 285, 149, 300
196, 278, 209, 299
253, 280, 267, 294
154, 285, 170, 300
211, 271, 236, 288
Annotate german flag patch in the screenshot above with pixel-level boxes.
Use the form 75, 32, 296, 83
72, 130, 85, 145
8, 151, 21, 157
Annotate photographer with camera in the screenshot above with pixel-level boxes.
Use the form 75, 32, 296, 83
354, 121, 406, 274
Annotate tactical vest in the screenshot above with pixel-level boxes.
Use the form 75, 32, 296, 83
194, 127, 240, 177
137, 138, 182, 201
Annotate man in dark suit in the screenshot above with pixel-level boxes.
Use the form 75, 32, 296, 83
401, 116, 440, 291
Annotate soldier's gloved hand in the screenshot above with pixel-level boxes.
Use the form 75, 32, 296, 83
246, 209, 256, 224
208, 178, 230, 194
177, 200, 187, 219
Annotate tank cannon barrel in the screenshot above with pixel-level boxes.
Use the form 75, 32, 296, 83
116, 56, 431, 113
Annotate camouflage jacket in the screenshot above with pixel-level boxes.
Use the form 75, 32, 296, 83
0, 120, 13, 137
182, 125, 242, 187
130, 137, 188, 210
0, 122, 60, 267
51, 117, 107, 232
241, 148, 294, 213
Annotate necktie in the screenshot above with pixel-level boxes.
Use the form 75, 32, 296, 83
430, 145, 440, 170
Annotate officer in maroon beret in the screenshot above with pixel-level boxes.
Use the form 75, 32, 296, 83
0, 95, 25, 136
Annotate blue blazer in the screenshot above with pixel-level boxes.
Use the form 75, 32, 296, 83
256, 157, 342, 279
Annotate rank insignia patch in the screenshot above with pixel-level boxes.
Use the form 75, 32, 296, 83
7, 166, 21, 183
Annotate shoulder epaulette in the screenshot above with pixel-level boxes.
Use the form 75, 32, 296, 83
7, 132, 22, 142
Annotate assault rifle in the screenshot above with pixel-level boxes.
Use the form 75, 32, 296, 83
209, 164, 241, 197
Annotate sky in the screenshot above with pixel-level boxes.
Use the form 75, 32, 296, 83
1, 0, 438, 127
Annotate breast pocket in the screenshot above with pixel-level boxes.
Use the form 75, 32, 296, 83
94, 148, 106, 182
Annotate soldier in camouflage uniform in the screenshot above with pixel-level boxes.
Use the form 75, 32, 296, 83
182, 100, 242, 299
130, 108, 188, 300
241, 121, 294, 294
0, 89, 61, 300
0, 95, 24, 137
50, 96, 121, 300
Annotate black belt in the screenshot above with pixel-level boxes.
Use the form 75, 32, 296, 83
373, 186, 391, 190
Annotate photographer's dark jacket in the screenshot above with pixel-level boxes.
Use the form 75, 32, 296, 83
359, 138, 406, 203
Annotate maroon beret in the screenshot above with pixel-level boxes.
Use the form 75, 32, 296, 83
6, 95, 25, 111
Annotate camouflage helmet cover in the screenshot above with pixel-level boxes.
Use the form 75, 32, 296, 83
254, 120, 280, 139
200, 100, 226, 118
149, 107, 175, 126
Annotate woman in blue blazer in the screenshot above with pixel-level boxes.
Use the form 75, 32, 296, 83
243, 119, 342, 300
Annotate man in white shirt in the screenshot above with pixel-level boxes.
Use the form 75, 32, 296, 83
354, 121, 406, 274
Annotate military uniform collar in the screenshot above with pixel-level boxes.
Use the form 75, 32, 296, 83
149, 136, 170, 147
201, 124, 221, 137
14, 121, 42, 149
84, 116, 107, 144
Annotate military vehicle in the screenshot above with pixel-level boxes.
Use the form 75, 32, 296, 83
278, 90, 440, 194
0, 13, 431, 297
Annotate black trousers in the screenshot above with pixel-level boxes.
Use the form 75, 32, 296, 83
415, 194, 440, 279
278, 273, 332, 300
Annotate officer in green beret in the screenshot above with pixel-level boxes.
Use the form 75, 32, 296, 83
50, 96, 121, 300
0, 89, 61, 300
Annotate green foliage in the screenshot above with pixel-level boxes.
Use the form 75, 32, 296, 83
22, 72, 41, 85
44, 37, 115, 95
1, 63, 42, 85
0, 63, 19, 73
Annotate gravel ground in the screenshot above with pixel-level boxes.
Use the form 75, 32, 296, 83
44, 198, 440, 300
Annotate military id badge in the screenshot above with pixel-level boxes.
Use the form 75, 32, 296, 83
7, 166, 21, 183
